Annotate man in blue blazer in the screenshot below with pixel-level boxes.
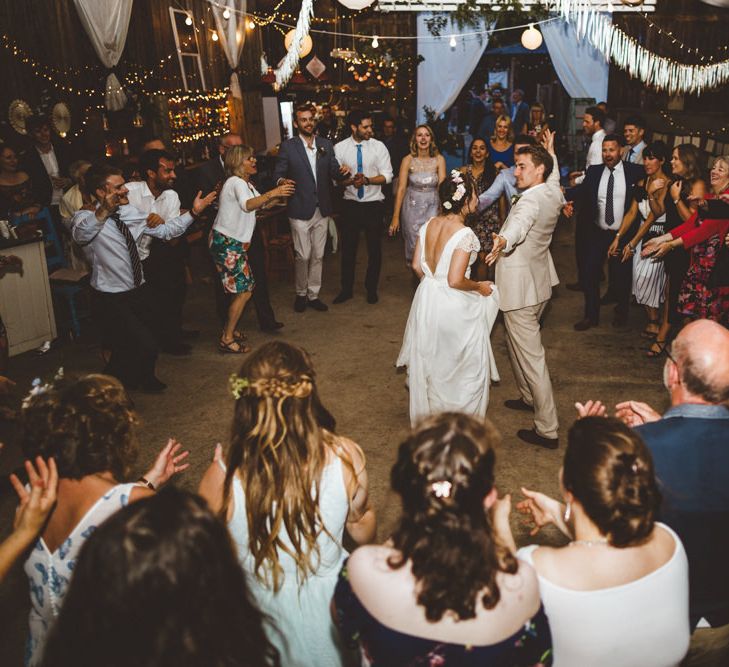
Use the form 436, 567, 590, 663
273, 104, 350, 312
614, 319, 729, 631
566, 134, 644, 329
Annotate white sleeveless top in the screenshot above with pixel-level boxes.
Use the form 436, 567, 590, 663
24, 482, 137, 665
517, 523, 690, 667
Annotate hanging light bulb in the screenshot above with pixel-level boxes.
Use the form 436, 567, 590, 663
223, 8, 230, 19
449, 35, 457, 49
211, 30, 219, 41
185, 14, 193, 26
246, 19, 255, 30
372, 35, 379, 49
521, 24, 543, 51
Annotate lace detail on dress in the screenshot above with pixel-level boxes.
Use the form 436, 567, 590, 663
410, 156, 438, 173
455, 229, 480, 254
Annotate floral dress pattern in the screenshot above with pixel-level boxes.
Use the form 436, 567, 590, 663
23, 483, 136, 666
333, 560, 552, 667
209, 229, 255, 294
678, 230, 729, 326
466, 166, 501, 255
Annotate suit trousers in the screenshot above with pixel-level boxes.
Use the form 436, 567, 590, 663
340, 199, 384, 295
503, 301, 559, 439
142, 238, 187, 346
575, 218, 590, 286
91, 286, 158, 387
583, 226, 632, 324
289, 207, 328, 299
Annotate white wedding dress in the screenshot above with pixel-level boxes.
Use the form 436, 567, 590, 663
397, 221, 500, 426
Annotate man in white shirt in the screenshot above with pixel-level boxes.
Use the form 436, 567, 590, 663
73, 163, 215, 392
21, 116, 71, 213
621, 115, 647, 165
565, 135, 644, 330
127, 149, 191, 356
333, 110, 393, 304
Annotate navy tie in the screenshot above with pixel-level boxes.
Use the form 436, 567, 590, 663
356, 144, 364, 199
605, 168, 615, 228
111, 212, 143, 288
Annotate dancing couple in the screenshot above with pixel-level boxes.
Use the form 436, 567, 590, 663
398, 131, 564, 449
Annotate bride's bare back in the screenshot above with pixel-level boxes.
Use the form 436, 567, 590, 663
423, 215, 466, 274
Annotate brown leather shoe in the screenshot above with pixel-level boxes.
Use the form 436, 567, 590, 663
518, 429, 559, 450
573, 318, 597, 331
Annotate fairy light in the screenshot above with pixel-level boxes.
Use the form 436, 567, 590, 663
371, 35, 379, 48
246, 19, 255, 30
223, 8, 230, 20
185, 14, 193, 26
211, 30, 219, 41
449, 35, 457, 48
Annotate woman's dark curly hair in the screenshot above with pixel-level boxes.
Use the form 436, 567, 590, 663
388, 412, 517, 622
563, 417, 661, 548
40, 488, 280, 667
21, 374, 138, 481
438, 171, 476, 216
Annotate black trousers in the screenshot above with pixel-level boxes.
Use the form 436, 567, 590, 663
91, 286, 158, 387
142, 238, 188, 346
340, 199, 384, 295
664, 247, 690, 328
575, 219, 590, 286
211, 226, 277, 329
583, 226, 633, 324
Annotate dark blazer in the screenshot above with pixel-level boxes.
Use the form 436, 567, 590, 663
195, 156, 225, 197
567, 162, 645, 229
273, 136, 344, 219
637, 405, 729, 626
20, 141, 71, 207
510, 100, 530, 132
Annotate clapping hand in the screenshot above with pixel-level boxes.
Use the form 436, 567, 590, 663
192, 190, 217, 216
647, 178, 666, 195
339, 164, 352, 177
670, 181, 682, 202
275, 181, 296, 198
517, 487, 564, 536
10, 457, 58, 538
143, 438, 190, 488
352, 173, 366, 188
575, 400, 607, 418
615, 400, 661, 427
540, 129, 556, 153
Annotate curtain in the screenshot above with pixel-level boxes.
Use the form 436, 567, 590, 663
73, 0, 133, 111
541, 17, 609, 102
209, 0, 247, 99
416, 13, 491, 124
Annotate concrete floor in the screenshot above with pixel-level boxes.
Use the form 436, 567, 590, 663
0, 215, 669, 664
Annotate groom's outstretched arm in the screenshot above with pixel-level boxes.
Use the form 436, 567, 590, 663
478, 171, 507, 210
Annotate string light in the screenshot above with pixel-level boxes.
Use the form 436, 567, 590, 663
639, 11, 729, 64
658, 110, 729, 139
371, 35, 379, 48
449, 35, 457, 48
185, 14, 193, 26
168, 89, 230, 146
223, 8, 230, 20
246, 20, 255, 30
211, 31, 219, 41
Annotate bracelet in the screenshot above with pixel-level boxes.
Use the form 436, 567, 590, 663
137, 476, 156, 491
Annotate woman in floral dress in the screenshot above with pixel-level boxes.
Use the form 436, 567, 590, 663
461, 137, 501, 279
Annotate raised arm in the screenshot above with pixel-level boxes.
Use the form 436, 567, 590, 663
477, 170, 507, 210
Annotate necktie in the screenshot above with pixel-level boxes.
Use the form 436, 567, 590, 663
628, 147, 635, 163
356, 144, 364, 199
605, 168, 615, 228
111, 212, 143, 288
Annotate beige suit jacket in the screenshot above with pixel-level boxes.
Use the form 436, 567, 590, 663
495, 157, 562, 312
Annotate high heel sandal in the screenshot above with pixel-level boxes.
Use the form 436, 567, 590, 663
218, 337, 250, 354
646, 339, 667, 358
641, 319, 660, 339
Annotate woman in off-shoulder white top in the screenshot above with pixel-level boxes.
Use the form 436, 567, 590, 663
514, 416, 690, 667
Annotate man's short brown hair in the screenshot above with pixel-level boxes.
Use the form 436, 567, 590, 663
515, 145, 554, 180
295, 104, 316, 120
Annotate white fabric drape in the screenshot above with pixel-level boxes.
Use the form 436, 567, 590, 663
416, 13, 491, 124
541, 17, 609, 102
209, 0, 247, 99
73, 0, 133, 111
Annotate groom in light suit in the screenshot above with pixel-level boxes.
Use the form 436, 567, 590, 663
487, 134, 563, 449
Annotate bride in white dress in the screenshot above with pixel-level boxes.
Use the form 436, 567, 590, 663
397, 170, 500, 425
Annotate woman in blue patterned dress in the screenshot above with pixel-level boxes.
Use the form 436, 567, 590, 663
20, 373, 189, 665
334, 413, 551, 666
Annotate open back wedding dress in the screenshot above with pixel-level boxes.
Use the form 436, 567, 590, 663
397, 220, 500, 426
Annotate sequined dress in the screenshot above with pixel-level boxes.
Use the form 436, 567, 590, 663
400, 157, 439, 262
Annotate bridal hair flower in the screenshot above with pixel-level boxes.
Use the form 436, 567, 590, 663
21, 367, 64, 409
443, 201, 453, 210
450, 169, 464, 185
431, 480, 452, 499
228, 373, 251, 400
452, 183, 466, 202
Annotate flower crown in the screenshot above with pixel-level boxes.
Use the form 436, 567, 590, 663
442, 170, 467, 211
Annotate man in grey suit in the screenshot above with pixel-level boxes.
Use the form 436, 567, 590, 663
487, 131, 563, 448
274, 104, 350, 312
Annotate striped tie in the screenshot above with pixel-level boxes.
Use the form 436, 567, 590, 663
111, 212, 143, 288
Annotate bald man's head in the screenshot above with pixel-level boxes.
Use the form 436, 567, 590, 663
672, 320, 729, 405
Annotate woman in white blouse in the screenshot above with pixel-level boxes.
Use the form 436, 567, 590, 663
211, 145, 294, 353
515, 416, 690, 667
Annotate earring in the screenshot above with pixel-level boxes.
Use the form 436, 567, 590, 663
563, 501, 571, 523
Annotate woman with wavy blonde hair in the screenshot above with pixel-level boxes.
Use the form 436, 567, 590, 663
489, 114, 515, 171
199, 340, 375, 667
